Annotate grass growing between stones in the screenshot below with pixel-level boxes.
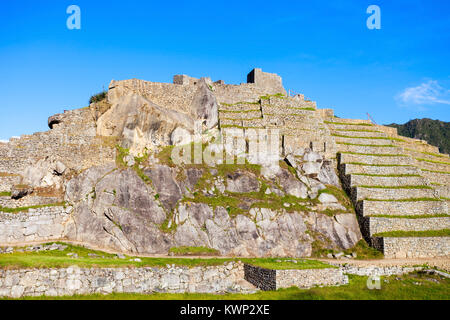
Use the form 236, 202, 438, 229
0, 203, 66, 213
415, 158, 450, 165
11, 272, 449, 300
357, 185, 433, 189
168, 246, 220, 256
0, 242, 333, 270
241, 258, 334, 270
312, 240, 383, 260
0, 191, 11, 197
351, 173, 421, 177
373, 229, 450, 237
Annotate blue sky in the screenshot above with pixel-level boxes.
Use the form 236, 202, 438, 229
0, 0, 449, 140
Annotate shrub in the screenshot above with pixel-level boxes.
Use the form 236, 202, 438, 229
89, 91, 107, 104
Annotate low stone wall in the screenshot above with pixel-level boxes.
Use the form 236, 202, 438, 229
0, 196, 61, 209
336, 265, 423, 277
0, 175, 21, 192
244, 264, 347, 290
0, 262, 254, 298
243, 264, 276, 291
276, 268, 347, 289
0, 206, 71, 244
368, 217, 450, 235
372, 236, 450, 258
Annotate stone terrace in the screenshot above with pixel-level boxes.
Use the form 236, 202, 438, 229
323, 115, 449, 258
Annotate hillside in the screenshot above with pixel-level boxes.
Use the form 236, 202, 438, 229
386, 118, 450, 155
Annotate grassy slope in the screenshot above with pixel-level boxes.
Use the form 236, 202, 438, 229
7, 273, 450, 300
0, 242, 332, 270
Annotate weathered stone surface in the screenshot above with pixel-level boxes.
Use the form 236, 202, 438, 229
277, 169, 308, 199
318, 193, 338, 203
21, 157, 67, 189
10, 185, 33, 200
226, 171, 260, 193
191, 78, 219, 129
317, 161, 340, 186
97, 94, 194, 155
144, 165, 183, 211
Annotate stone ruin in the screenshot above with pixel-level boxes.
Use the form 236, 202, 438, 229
0, 68, 448, 259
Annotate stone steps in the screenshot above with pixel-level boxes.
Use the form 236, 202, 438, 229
326, 123, 377, 131
355, 187, 437, 201
413, 158, 450, 173
219, 110, 262, 119
347, 175, 427, 188
368, 217, 450, 235
334, 136, 394, 146
336, 144, 401, 155
342, 163, 420, 176
404, 149, 450, 162
359, 200, 448, 217
421, 170, 450, 185
261, 106, 317, 116
372, 236, 450, 258
331, 130, 388, 138
325, 118, 373, 125
339, 153, 413, 166
435, 185, 450, 198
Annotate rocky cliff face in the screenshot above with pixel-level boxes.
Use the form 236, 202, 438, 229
61, 146, 362, 257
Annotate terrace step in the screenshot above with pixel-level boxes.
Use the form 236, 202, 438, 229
368, 217, 450, 235
372, 236, 450, 258
403, 149, 450, 162
336, 144, 401, 155
358, 200, 448, 217
413, 158, 450, 173
355, 187, 438, 201
334, 136, 394, 146
326, 123, 377, 131
325, 118, 373, 125
342, 163, 420, 176
331, 130, 388, 138
435, 185, 450, 198
339, 153, 413, 166
347, 175, 427, 188
420, 170, 450, 185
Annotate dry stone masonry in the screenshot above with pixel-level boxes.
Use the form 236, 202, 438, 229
0, 68, 448, 261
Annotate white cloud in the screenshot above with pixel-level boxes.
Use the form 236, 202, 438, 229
396, 80, 450, 107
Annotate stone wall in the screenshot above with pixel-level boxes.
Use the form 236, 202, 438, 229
244, 264, 347, 290
0, 196, 61, 209
372, 236, 450, 258
275, 268, 347, 289
0, 262, 254, 298
0, 206, 71, 244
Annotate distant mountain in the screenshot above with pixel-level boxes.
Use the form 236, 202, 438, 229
386, 118, 450, 155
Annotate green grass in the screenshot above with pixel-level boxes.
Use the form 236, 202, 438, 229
405, 148, 449, 159
241, 258, 334, 270
219, 101, 260, 107
0, 242, 336, 270
89, 91, 107, 104
373, 229, 450, 237
220, 117, 262, 121
7, 272, 449, 300
6, 272, 449, 300
421, 169, 450, 174
168, 246, 220, 256
0, 191, 11, 197
259, 93, 286, 100
415, 158, 450, 165
0, 202, 66, 213
357, 185, 433, 189
286, 107, 316, 111
368, 214, 450, 219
